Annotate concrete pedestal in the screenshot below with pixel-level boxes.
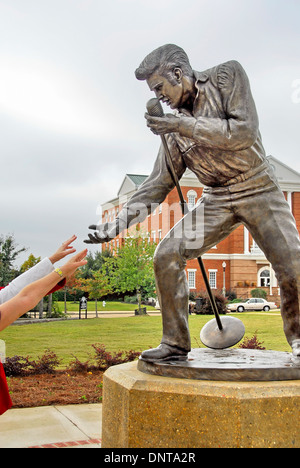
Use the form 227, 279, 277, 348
102, 360, 300, 448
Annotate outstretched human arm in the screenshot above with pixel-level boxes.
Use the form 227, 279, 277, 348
0, 235, 78, 304
85, 139, 186, 244
0, 249, 87, 332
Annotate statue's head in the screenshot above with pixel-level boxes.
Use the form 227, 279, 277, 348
135, 44, 194, 110
135, 44, 193, 84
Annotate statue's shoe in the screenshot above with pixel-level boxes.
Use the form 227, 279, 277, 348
292, 339, 300, 358
141, 343, 188, 363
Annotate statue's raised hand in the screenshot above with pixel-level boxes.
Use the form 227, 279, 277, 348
84, 221, 118, 244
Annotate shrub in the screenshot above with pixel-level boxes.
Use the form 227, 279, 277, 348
4, 345, 141, 377
226, 289, 237, 302
3, 350, 61, 377
251, 288, 267, 299
229, 298, 246, 303
238, 332, 266, 350
196, 293, 227, 315
3, 356, 29, 377
68, 344, 141, 373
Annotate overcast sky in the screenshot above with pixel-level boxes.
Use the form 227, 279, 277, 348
0, 0, 299, 267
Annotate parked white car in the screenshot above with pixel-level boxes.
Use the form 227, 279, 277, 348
227, 298, 278, 312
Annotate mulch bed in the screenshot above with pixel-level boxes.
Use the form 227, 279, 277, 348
7, 371, 104, 408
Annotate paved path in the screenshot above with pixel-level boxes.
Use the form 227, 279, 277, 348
0, 404, 102, 448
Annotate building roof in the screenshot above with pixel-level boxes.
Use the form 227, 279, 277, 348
126, 174, 148, 186
117, 174, 148, 197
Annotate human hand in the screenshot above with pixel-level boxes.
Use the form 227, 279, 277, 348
60, 249, 88, 278
84, 222, 118, 244
145, 113, 179, 135
49, 235, 77, 264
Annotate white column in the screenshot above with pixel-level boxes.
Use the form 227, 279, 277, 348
244, 227, 250, 254
287, 192, 293, 212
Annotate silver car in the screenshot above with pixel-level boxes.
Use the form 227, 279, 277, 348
227, 297, 278, 312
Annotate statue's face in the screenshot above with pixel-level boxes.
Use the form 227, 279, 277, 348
147, 72, 184, 110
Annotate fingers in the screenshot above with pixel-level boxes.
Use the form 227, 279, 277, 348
63, 234, 77, 246
69, 249, 88, 262
84, 234, 105, 244
144, 114, 163, 135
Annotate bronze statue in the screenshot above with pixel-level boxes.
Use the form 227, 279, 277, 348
85, 44, 300, 362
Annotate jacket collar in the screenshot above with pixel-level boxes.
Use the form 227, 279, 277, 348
194, 70, 209, 85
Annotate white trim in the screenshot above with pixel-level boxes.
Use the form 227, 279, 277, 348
202, 253, 267, 261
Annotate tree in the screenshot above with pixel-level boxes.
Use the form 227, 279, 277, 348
79, 250, 112, 279
79, 270, 112, 316
20, 253, 44, 318
0, 235, 27, 286
20, 254, 41, 273
104, 230, 157, 314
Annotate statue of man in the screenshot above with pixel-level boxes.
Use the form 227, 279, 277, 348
85, 44, 300, 362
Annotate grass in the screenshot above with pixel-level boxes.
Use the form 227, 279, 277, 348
56, 300, 157, 312
0, 309, 291, 368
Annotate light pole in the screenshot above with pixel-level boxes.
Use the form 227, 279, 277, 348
222, 262, 227, 297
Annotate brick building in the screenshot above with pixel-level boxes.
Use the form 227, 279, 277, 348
101, 156, 300, 302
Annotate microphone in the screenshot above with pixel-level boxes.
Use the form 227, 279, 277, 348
146, 98, 164, 118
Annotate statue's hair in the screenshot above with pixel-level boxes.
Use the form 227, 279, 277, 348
135, 44, 193, 81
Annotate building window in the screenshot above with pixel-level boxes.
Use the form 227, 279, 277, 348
187, 190, 197, 211
158, 230, 162, 242
187, 270, 196, 289
209, 270, 217, 289
260, 269, 270, 287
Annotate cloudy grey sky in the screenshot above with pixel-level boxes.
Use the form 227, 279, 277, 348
0, 0, 299, 267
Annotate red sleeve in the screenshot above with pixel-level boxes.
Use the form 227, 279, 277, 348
0, 363, 12, 415
47, 279, 66, 295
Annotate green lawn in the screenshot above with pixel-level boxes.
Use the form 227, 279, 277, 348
56, 301, 157, 312
0, 310, 290, 368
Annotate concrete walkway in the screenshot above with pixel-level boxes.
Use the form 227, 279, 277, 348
0, 404, 102, 448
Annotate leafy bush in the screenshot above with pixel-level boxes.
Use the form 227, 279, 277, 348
4, 345, 141, 377
3, 356, 29, 377
226, 289, 237, 302
251, 288, 267, 299
3, 350, 61, 377
238, 332, 266, 350
196, 293, 227, 315
68, 344, 141, 373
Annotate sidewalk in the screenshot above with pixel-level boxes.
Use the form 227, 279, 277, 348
0, 404, 102, 448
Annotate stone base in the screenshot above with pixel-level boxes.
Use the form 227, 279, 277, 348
102, 361, 300, 448
138, 348, 300, 381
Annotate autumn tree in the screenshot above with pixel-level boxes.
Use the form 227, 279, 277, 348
20, 254, 41, 272
79, 270, 112, 316
104, 230, 156, 314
